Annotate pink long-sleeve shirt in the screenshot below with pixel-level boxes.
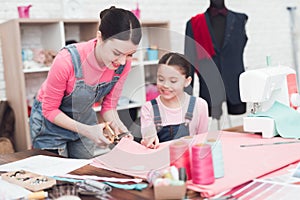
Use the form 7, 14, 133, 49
37, 39, 131, 122
141, 93, 209, 136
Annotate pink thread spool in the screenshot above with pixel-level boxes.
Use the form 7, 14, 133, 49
17, 5, 32, 18
191, 143, 215, 185
169, 140, 192, 180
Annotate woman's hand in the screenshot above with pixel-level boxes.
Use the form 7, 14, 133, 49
86, 123, 111, 147
141, 135, 160, 149
53, 113, 112, 147
106, 121, 133, 141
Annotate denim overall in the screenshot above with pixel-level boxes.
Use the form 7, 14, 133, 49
30, 45, 125, 158
151, 96, 196, 142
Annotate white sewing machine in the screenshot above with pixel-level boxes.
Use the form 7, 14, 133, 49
239, 66, 300, 138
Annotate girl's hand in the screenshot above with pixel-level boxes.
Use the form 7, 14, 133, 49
141, 135, 160, 149
120, 132, 134, 140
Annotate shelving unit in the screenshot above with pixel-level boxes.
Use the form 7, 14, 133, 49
0, 18, 170, 151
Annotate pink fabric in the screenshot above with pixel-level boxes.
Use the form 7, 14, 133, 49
92, 138, 171, 177
140, 94, 209, 137
91, 131, 300, 198
36, 39, 131, 122
187, 131, 300, 197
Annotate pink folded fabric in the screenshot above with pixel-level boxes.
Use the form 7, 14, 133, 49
91, 138, 172, 177
187, 131, 300, 197
91, 132, 300, 198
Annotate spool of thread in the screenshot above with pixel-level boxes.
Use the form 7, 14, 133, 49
191, 143, 215, 185
169, 165, 179, 180
169, 140, 192, 180
266, 55, 272, 66
84, 179, 112, 192
182, 136, 195, 146
147, 169, 161, 186
206, 139, 224, 178
178, 167, 187, 182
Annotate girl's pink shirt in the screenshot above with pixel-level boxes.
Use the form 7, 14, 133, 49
37, 39, 131, 122
141, 93, 209, 136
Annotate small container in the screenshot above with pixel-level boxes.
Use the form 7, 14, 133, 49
131, 3, 140, 19
154, 184, 186, 200
17, 5, 32, 18
147, 48, 158, 61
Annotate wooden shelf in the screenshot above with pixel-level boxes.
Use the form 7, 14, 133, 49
1, 19, 170, 151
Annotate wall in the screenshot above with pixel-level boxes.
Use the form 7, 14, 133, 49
0, 0, 300, 128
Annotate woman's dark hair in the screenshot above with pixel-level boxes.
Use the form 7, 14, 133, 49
99, 6, 142, 45
158, 52, 191, 78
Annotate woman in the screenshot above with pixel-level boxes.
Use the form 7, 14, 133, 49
30, 6, 142, 158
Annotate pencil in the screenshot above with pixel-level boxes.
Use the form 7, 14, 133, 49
27, 191, 48, 200
240, 140, 300, 148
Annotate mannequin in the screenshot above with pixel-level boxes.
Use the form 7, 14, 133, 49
208, 0, 227, 48
210, 0, 225, 8
184, 0, 248, 120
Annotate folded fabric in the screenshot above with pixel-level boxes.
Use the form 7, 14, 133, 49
250, 101, 300, 138
104, 182, 148, 191
92, 138, 171, 176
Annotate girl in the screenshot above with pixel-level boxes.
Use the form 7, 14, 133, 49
141, 52, 209, 149
30, 6, 142, 158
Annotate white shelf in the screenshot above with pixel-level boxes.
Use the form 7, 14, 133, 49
22, 60, 158, 73
93, 102, 143, 112
127, 60, 158, 68
131, 61, 141, 67
143, 60, 159, 65
0, 18, 170, 151
23, 67, 50, 73
117, 102, 143, 110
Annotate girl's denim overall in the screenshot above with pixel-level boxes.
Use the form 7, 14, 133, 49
151, 96, 196, 142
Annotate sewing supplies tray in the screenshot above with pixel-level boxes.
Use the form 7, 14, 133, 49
1, 170, 56, 191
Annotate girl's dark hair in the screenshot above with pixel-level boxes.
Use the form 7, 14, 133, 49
99, 6, 142, 45
158, 52, 191, 78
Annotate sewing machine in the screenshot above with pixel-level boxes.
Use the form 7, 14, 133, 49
239, 66, 300, 138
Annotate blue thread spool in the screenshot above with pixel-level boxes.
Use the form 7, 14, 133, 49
206, 139, 224, 178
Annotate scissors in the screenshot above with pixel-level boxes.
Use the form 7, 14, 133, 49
103, 123, 131, 149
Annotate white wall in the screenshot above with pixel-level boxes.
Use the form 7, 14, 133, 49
0, 0, 300, 128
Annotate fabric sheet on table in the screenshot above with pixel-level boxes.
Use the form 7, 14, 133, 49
91, 131, 300, 197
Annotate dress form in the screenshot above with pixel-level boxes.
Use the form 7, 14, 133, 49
208, 0, 227, 48
184, 0, 248, 123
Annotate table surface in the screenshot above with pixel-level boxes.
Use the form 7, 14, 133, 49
0, 126, 244, 199
0, 149, 202, 199
0, 149, 156, 200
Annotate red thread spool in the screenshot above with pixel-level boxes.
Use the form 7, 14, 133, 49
191, 143, 215, 185
169, 140, 192, 180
